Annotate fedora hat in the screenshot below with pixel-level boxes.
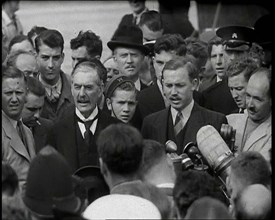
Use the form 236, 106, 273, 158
73, 166, 109, 204
107, 25, 149, 55
23, 146, 81, 218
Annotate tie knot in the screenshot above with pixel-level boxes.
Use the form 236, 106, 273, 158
176, 112, 183, 119
78, 114, 99, 131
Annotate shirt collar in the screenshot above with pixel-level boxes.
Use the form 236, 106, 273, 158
171, 100, 194, 124
134, 78, 141, 91
75, 106, 98, 122
133, 7, 148, 24
217, 75, 223, 82
156, 183, 175, 188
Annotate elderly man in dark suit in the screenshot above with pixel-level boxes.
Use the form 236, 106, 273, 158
2, 65, 36, 195
142, 58, 227, 155
47, 59, 120, 172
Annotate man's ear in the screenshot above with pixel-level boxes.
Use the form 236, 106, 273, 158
99, 157, 107, 177
106, 98, 112, 111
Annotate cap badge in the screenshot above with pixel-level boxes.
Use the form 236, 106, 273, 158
232, 33, 238, 39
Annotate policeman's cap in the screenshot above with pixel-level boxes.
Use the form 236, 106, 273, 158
216, 26, 255, 51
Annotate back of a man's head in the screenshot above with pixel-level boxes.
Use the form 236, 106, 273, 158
173, 170, 227, 218
230, 151, 271, 188
139, 139, 172, 180
97, 123, 143, 175
234, 184, 271, 220
26, 76, 46, 97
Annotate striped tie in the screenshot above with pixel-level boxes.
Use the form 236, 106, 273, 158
174, 112, 184, 136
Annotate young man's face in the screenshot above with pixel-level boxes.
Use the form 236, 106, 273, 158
36, 43, 64, 84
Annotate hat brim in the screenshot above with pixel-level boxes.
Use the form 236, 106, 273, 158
107, 41, 149, 55
23, 193, 81, 218
224, 44, 250, 51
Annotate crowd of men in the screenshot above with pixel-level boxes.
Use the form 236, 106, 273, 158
2, 0, 272, 220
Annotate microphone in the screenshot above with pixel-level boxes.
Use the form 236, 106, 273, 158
196, 125, 235, 184
165, 140, 194, 173
165, 140, 177, 153
183, 142, 201, 160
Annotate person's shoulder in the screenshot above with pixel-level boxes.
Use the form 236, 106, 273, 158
195, 103, 226, 118
144, 108, 168, 121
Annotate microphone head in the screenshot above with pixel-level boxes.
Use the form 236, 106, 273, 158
183, 142, 200, 160
165, 140, 177, 153
196, 125, 234, 178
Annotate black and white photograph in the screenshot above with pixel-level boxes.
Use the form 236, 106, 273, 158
2, 0, 271, 219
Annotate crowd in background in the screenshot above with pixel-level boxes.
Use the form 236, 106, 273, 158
2, 0, 272, 219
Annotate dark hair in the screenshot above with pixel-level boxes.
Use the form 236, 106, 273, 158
226, 56, 258, 81
70, 30, 103, 58
35, 29, 64, 53
161, 57, 199, 82
8, 35, 33, 52
27, 25, 48, 41
26, 76, 45, 97
207, 36, 223, 57
154, 34, 187, 56
230, 151, 271, 188
139, 139, 166, 175
2, 65, 26, 84
185, 38, 208, 70
97, 123, 143, 175
173, 170, 228, 218
72, 58, 107, 84
139, 10, 163, 32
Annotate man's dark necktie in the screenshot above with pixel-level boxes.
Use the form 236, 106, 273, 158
239, 108, 245, 113
17, 121, 30, 155
78, 115, 99, 146
174, 111, 184, 137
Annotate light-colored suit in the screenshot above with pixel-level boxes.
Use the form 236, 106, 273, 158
227, 113, 271, 162
2, 112, 36, 194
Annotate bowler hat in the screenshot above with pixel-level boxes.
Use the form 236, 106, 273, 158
23, 146, 81, 218
73, 166, 109, 204
104, 75, 135, 98
107, 25, 149, 55
216, 26, 255, 51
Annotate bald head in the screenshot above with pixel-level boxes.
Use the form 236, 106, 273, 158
235, 184, 271, 220
245, 68, 271, 123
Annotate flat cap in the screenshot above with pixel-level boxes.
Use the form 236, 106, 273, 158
104, 75, 135, 98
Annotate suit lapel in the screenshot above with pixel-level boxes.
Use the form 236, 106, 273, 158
155, 108, 170, 144
243, 116, 271, 151
2, 113, 31, 161
183, 103, 205, 146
